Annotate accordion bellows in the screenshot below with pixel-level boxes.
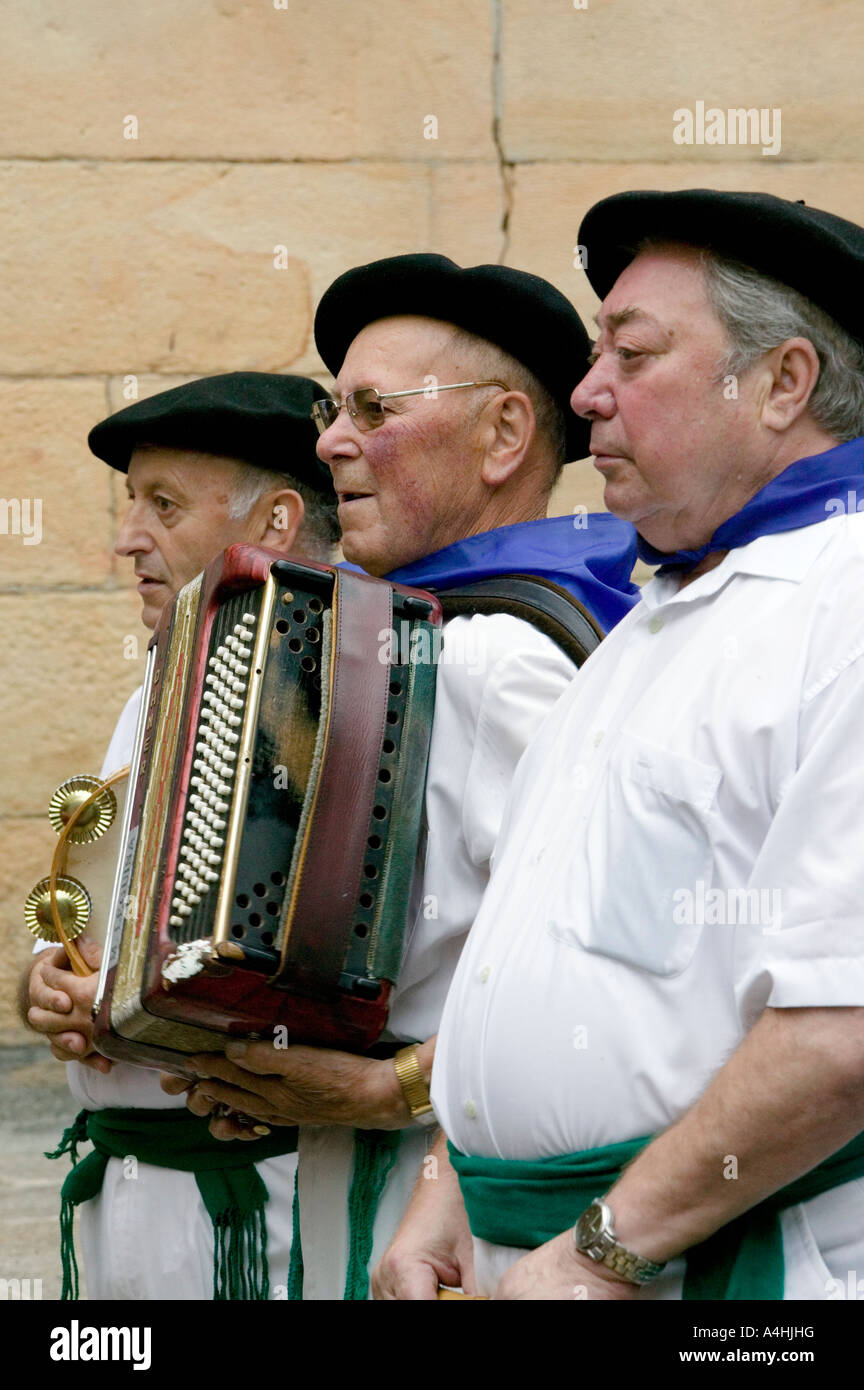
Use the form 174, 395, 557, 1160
93, 544, 441, 1071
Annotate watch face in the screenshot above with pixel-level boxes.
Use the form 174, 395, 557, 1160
578, 1201, 606, 1244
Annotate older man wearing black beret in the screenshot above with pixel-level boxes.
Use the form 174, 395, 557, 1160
23, 372, 339, 1300
376, 191, 864, 1301
165, 254, 639, 1299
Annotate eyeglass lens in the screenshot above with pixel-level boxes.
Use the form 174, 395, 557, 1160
312, 388, 387, 434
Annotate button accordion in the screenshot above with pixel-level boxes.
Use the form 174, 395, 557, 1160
86, 545, 441, 1073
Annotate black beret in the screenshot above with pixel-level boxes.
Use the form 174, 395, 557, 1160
88, 372, 335, 494
579, 189, 864, 348
314, 253, 592, 461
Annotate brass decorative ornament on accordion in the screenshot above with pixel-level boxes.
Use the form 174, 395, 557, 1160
30, 544, 442, 1073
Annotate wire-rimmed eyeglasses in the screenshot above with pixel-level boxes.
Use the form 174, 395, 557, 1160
311, 380, 509, 435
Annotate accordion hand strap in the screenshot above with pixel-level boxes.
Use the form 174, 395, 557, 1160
436, 574, 603, 667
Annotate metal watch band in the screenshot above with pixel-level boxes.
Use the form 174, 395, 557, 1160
574, 1199, 666, 1286
393, 1044, 435, 1124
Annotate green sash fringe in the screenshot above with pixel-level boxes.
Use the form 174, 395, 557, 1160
47, 1108, 298, 1301
449, 1129, 864, 1300
287, 1128, 402, 1300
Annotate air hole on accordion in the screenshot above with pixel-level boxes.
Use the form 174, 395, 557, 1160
372, 804, 387, 820
378, 768, 392, 783
359, 893, 374, 909
288, 638, 303, 653
293, 609, 306, 624
389, 681, 403, 696
275, 619, 289, 634
231, 924, 245, 938
254, 882, 267, 897
364, 863, 378, 879
301, 656, 317, 673
236, 894, 250, 909
367, 834, 382, 850
261, 931, 275, 947
266, 901, 279, 916
382, 738, 395, 754
305, 627, 320, 643
308, 597, 324, 613
270, 871, 285, 886
386, 710, 399, 725
249, 912, 262, 928
354, 923, 369, 938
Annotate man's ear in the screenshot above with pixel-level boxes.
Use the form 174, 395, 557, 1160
478, 391, 536, 488
254, 488, 305, 554
759, 337, 822, 433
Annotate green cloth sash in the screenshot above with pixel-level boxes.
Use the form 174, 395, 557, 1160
47, 1108, 298, 1301
449, 1129, 864, 1300
287, 1127, 402, 1301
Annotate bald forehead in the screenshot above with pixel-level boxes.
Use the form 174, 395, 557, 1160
337, 315, 468, 390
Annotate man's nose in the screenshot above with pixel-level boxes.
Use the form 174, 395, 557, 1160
570, 360, 615, 420
315, 411, 362, 469
114, 503, 152, 557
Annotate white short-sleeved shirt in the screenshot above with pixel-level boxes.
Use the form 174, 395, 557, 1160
435, 515, 864, 1158
387, 612, 577, 1041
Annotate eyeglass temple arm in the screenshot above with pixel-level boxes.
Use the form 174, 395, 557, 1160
378, 380, 509, 402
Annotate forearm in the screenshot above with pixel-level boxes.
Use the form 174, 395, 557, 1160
165, 1034, 439, 1133
372, 1128, 477, 1298
608, 1005, 864, 1263
404, 1129, 462, 1220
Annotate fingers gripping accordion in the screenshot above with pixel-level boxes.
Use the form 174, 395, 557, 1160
91, 545, 442, 1072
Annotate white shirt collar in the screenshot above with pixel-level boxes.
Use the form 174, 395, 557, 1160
639, 519, 840, 612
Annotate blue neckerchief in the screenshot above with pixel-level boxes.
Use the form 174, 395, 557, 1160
380, 514, 639, 634
638, 437, 864, 573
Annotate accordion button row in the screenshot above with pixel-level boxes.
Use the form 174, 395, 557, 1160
167, 613, 257, 932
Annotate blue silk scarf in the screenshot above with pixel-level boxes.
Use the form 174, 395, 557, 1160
639, 436, 864, 573
383, 513, 639, 633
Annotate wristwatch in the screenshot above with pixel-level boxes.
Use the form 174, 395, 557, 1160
573, 1199, 666, 1285
393, 1044, 437, 1128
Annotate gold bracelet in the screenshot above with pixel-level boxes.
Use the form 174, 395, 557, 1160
393, 1044, 434, 1121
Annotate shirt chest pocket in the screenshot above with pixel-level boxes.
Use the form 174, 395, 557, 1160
546, 731, 721, 976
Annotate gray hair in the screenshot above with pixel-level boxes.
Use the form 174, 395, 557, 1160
227, 462, 339, 557
698, 249, 864, 441
443, 326, 568, 484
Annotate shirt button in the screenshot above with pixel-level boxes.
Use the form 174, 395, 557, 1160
593, 730, 605, 747
648, 615, 664, 634
464, 1100, 477, 1119
479, 965, 491, 983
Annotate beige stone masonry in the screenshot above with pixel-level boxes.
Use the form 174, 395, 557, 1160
0, 592, 144, 820
0, 379, 113, 589
0, 0, 495, 161
501, 0, 864, 162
